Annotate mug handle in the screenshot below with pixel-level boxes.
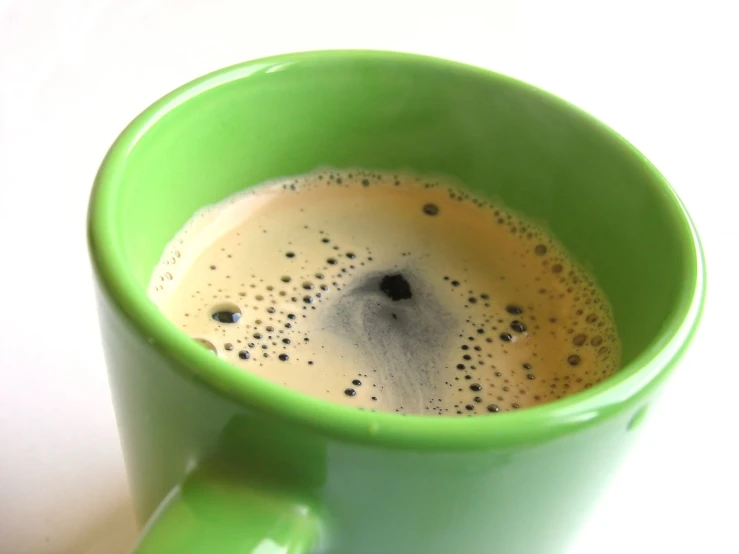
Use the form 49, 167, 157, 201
131, 462, 321, 554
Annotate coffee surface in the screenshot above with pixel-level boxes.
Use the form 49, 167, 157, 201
149, 169, 620, 414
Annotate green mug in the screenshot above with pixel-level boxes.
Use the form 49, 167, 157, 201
88, 51, 705, 554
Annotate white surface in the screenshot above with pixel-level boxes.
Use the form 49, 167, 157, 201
0, 1, 736, 553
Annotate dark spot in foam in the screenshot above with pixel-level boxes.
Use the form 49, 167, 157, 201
212, 311, 240, 323
422, 203, 439, 216
325, 268, 453, 413
379, 274, 412, 301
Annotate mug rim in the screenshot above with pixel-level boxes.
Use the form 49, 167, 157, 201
88, 50, 706, 450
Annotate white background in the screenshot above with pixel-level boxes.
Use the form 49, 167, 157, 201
0, 1, 736, 552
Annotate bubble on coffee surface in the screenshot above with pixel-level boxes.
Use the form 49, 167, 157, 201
149, 168, 621, 414
193, 337, 217, 354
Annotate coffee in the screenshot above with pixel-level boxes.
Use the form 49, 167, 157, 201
149, 169, 620, 414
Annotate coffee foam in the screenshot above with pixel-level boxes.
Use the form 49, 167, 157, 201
149, 169, 620, 414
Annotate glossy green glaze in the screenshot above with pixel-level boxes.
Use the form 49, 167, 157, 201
88, 51, 705, 553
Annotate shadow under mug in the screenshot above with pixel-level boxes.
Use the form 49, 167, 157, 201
88, 50, 705, 554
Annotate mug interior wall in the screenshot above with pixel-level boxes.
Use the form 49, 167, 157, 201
110, 55, 695, 366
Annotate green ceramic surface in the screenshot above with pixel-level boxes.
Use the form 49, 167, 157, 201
88, 50, 705, 554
